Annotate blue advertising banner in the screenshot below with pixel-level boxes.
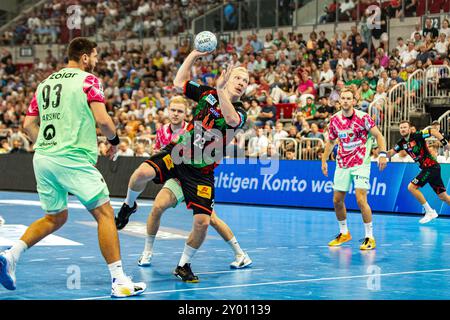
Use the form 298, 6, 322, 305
214, 160, 450, 215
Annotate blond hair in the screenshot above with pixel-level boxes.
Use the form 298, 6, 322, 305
340, 86, 355, 98
231, 66, 249, 78
169, 95, 188, 107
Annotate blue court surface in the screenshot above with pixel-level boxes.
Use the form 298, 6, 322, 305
1, 190, 450, 300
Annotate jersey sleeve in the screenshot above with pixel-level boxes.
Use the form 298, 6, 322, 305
26, 92, 39, 116
393, 142, 403, 153
420, 129, 432, 139
183, 80, 214, 102
228, 104, 247, 129
328, 117, 338, 141
153, 128, 163, 151
363, 113, 376, 131
83, 74, 105, 104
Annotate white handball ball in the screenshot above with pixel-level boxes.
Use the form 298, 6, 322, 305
194, 31, 217, 53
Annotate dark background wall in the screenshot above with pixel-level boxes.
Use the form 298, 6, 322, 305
0, 154, 162, 198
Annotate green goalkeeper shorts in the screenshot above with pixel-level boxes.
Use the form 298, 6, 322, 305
162, 178, 185, 208
333, 163, 371, 192
33, 153, 110, 214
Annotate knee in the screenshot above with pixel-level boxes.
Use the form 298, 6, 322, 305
210, 214, 219, 228
356, 196, 367, 208
438, 192, 448, 201
45, 210, 68, 227
407, 183, 416, 192
333, 197, 344, 208
133, 165, 153, 182
193, 215, 210, 232
151, 203, 166, 219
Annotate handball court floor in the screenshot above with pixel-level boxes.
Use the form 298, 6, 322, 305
1, 191, 450, 300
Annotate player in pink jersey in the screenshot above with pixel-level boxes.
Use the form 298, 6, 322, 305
115, 96, 252, 270
321, 88, 387, 250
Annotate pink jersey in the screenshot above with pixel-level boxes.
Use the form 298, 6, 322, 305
153, 122, 187, 152
328, 109, 375, 168
26, 74, 105, 116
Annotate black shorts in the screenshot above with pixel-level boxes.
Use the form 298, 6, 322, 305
411, 166, 446, 195
144, 146, 215, 215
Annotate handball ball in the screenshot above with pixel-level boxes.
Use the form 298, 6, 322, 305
194, 31, 217, 53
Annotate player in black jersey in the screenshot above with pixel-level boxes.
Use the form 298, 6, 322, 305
387, 120, 450, 224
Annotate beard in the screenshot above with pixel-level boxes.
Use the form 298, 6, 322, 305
86, 61, 95, 73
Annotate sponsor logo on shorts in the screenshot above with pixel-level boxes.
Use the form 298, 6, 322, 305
197, 185, 212, 199
412, 178, 419, 185
162, 154, 174, 170
205, 94, 217, 106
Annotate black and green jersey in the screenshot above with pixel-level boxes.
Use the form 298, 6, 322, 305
177, 80, 247, 169
394, 129, 439, 169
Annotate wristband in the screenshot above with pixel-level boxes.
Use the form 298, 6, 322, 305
108, 135, 120, 146
379, 151, 387, 158
440, 138, 448, 146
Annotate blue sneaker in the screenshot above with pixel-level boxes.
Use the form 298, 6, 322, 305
0, 252, 16, 290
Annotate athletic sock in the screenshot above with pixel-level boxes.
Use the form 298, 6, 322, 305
125, 189, 141, 206
423, 202, 433, 213
144, 235, 156, 253
227, 236, 245, 256
7, 240, 28, 263
338, 219, 349, 234
364, 222, 373, 239
108, 260, 128, 282
178, 244, 197, 267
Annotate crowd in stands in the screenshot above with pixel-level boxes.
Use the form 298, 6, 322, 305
1, 3, 450, 162
0, 0, 221, 45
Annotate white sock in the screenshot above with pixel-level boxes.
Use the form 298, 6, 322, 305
422, 202, 433, 213
178, 244, 197, 267
338, 219, 349, 234
108, 260, 127, 282
364, 222, 373, 239
227, 236, 244, 256
125, 189, 141, 206
144, 235, 156, 253
7, 240, 28, 263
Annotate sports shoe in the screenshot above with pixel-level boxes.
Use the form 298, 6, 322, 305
360, 237, 376, 250
230, 253, 252, 269
173, 263, 199, 283
111, 277, 146, 298
138, 251, 152, 267
419, 210, 438, 224
0, 216, 4, 227
115, 202, 137, 230
0, 251, 16, 290
328, 232, 352, 247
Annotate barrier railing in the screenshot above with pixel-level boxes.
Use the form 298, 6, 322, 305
424, 65, 450, 101
368, 96, 389, 145
387, 82, 408, 126
298, 137, 324, 160
275, 137, 298, 160
407, 69, 425, 113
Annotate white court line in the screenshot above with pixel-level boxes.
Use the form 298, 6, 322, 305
196, 268, 264, 275
29, 259, 46, 262
255, 247, 268, 250
56, 258, 70, 260
276, 247, 289, 249
443, 243, 450, 246
80, 256, 95, 259
401, 243, 414, 246
127, 254, 141, 257
214, 249, 228, 252
297, 246, 309, 249
77, 267, 450, 300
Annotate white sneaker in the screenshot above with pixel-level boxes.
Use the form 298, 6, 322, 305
0, 251, 16, 290
419, 210, 438, 224
138, 251, 152, 267
230, 253, 252, 269
0, 216, 4, 227
111, 277, 146, 298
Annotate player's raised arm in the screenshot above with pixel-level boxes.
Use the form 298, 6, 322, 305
23, 93, 40, 143
429, 128, 449, 150
173, 50, 210, 89
369, 126, 388, 171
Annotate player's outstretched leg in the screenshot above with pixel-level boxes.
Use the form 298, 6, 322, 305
90, 202, 146, 298
116, 163, 157, 230
174, 214, 210, 283
407, 183, 438, 224
329, 191, 352, 246
210, 212, 252, 269
0, 210, 68, 290
355, 189, 376, 250
138, 188, 177, 267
